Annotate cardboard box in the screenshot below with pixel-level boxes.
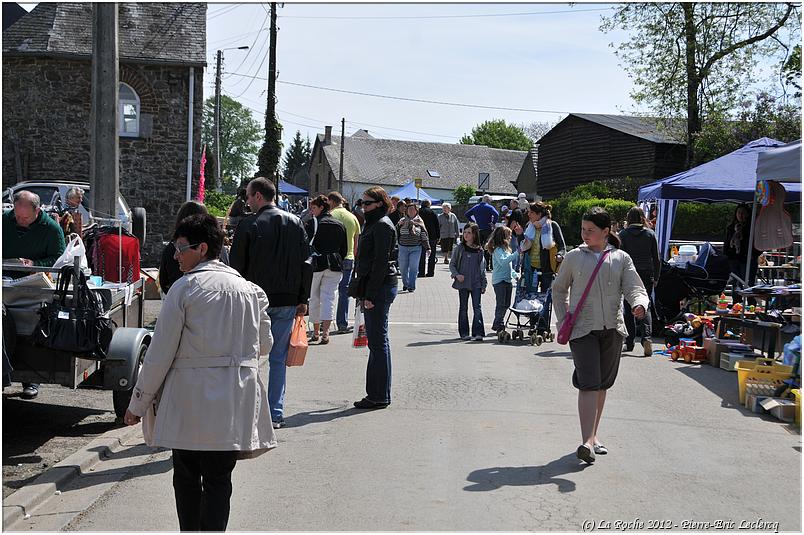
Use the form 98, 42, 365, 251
703, 338, 719, 366
704, 338, 753, 367
142, 268, 161, 300
761, 398, 797, 422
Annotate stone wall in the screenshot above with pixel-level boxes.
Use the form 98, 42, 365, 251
2, 56, 204, 265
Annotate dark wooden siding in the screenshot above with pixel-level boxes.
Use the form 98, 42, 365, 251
653, 143, 687, 180
536, 115, 683, 199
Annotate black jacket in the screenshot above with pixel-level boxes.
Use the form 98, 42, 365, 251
158, 242, 182, 295
723, 222, 761, 260
354, 207, 398, 302
418, 207, 440, 243
618, 224, 661, 281
305, 213, 347, 273
230, 204, 312, 307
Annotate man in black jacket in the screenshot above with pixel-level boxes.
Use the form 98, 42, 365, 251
230, 178, 311, 428
417, 200, 440, 277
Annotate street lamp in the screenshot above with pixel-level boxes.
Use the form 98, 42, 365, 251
215, 45, 250, 192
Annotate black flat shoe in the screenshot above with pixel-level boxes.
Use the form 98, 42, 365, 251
353, 397, 390, 409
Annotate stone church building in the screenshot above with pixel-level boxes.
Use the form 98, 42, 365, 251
2, 3, 206, 263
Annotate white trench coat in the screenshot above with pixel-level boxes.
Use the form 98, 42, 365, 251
127, 260, 277, 458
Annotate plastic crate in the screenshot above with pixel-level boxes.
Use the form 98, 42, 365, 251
720, 352, 755, 371
736, 358, 794, 404
793, 389, 801, 426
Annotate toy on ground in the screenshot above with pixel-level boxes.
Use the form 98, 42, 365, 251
670, 338, 708, 363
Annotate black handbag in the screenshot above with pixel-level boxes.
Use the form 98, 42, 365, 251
33, 266, 113, 359
347, 274, 367, 299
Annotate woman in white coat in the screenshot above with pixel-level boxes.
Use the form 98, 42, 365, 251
552, 207, 648, 466
124, 214, 276, 531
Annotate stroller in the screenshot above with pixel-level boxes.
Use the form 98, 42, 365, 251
498, 273, 553, 346
654, 242, 731, 324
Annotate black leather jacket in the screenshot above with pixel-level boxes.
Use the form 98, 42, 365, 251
618, 224, 661, 281
354, 207, 398, 302
419, 207, 440, 242
230, 204, 312, 307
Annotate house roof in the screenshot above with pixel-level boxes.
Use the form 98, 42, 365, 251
3, 3, 206, 65
318, 133, 524, 195
568, 113, 685, 145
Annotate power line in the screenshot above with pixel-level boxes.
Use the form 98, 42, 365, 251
278, 6, 614, 20
225, 73, 569, 115
276, 108, 460, 139
225, 9, 270, 81
208, 4, 241, 20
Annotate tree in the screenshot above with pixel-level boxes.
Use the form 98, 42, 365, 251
783, 44, 801, 99
282, 131, 312, 182
257, 111, 283, 183
519, 121, 554, 145
201, 95, 262, 194
601, 3, 799, 166
453, 184, 475, 205
693, 91, 802, 165
460, 119, 532, 151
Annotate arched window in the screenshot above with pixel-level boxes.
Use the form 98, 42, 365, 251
119, 83, 140, 137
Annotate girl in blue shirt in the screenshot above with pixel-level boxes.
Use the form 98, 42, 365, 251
486, 226, 518, 332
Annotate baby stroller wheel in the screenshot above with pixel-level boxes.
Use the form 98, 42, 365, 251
535, 334, 543, 346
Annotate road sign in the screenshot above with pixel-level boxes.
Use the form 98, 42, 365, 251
478, 172, 490, 191
414, 177, 423, 189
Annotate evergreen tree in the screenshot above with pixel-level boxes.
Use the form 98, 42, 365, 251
282, 131, 312, 182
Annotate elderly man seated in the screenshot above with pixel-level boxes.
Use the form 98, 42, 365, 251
3, 190, 66, 399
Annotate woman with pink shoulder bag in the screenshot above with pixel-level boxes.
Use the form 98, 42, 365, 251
551, 207, 649, 465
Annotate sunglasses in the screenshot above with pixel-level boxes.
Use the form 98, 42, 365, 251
173, 241, 201, 253
362, 199, 380, 206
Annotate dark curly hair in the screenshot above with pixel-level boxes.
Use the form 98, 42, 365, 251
173, 213, 224, 260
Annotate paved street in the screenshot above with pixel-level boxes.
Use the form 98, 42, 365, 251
9, 261, 802, 531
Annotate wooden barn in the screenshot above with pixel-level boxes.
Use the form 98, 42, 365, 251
535, 113, 686, 199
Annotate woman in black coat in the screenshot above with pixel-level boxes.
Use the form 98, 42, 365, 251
352, 187, 398, 409
723, 203, 760, 289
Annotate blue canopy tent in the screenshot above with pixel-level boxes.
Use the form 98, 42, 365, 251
279, 180, 307, 195
637, 138, 802, 260
388, 182, 441, 204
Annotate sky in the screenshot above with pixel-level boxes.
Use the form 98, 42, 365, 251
205, 2, 641, 151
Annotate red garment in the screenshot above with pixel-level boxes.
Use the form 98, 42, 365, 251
93, 233, 141, 283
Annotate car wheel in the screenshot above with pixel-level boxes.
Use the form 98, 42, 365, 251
132, 207, 147, 248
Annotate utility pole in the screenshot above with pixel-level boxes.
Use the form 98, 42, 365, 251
268, 2, 279, 194
257, 2, 281, 192
90, 3, 119, 219
214, 49, 222, 192
339, 117, 345, 193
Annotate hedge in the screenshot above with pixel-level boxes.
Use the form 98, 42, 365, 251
552, 197, 634, 246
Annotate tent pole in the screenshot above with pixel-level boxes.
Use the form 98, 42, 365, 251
742, 198, 759, 319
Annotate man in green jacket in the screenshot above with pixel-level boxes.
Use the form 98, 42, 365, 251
2, 190, 66, 400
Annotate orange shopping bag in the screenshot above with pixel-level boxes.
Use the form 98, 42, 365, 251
352, 305, 368, 348
286, 316, 308, 367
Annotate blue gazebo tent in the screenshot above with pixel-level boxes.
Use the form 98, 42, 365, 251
279, 180, 307, 195
388, 181, 441, 204
637, 138, 801, 259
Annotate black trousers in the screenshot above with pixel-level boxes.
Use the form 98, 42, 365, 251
623, 270, 654, 346
172, 449, 239, 532
418, 238, 439, 276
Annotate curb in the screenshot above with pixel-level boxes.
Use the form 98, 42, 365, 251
2, 423, 143, 529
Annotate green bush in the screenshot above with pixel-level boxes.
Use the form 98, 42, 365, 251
672, 202, 735, 241
453, 183, 475, 206
203, 190, 235, 218
556, 197, 634, 246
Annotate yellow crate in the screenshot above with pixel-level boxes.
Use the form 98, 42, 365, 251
793, 389, 801, 426
735, 358, 794, 404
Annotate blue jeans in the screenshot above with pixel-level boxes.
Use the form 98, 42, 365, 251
458, 288, 485, 338
336, 259, 354, 330
523, 261, 539, 294
492, 281, 512, 331
398, 245, 422, 290
266, 305, 297, 422
364, 283, 397, 403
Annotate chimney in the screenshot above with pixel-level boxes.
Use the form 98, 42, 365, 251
324, 125, 332, 145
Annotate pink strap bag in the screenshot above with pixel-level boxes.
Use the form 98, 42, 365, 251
556, 250, 610, 345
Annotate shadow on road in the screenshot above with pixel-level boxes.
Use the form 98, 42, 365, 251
407, 338, 465, 348
284, 406, 366, 428
673, 364, 750, 411
463, 453, 589, 493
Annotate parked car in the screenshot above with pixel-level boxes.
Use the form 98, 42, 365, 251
2, 180, 146, 247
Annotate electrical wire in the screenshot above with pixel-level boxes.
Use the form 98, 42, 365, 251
224, 73, 569, 114
277, 6, 614, 20
225, 8, 270, 78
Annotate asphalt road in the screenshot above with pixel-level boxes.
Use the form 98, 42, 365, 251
8, 262, 803, 531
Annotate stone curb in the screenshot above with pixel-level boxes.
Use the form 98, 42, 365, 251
2, 423, 143, 530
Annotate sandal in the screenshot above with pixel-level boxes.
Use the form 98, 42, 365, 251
593, 443, 608, 455
320, 334, 330, 345
309, 334, 319, 343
